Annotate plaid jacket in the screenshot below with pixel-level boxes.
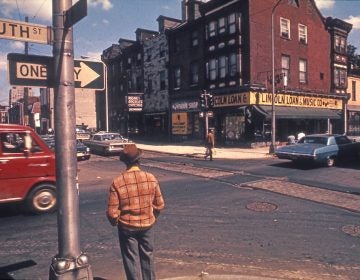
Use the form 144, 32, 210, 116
106, 166, 165, 229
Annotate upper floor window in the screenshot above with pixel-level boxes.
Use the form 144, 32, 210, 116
219, 56, 227, 78
280, 18, 290, 39
228, 13, 236, 34
190, 62, 199, 85
209, 59, 217, 81
229, 53, 238, 77
209, 21, 217, 38
299, 59, 307, 83
218, 17, 226, 34
298, 24, 307, 44
281, 55, 290, 86
334, 67, 346, 87
159, 44, 165, 57
191, 31, 198, 47
335, 36, 346, 54
352, 81, 356, 101
174, 38, 180, 53
174, 67, 181, 89
160, 71, 166, 91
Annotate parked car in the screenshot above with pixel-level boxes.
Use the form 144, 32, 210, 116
0, 124, 57, 214
76, 140, 91, 160
40, 134, 91, 161
83, 132, 131, 155
275, 134, 360, 167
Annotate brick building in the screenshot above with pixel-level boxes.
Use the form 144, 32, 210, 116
102, 0, 353, 144
166, 0, 352, 144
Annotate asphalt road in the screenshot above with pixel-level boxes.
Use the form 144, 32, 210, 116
0, 152, 359, 280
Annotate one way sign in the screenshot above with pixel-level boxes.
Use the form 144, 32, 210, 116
7, 53, 105, 90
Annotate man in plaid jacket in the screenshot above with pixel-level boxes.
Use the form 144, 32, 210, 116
107, 144, 165, 280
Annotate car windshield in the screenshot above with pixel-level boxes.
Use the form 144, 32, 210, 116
298, 136, 328, 145
103, 134, 122, 140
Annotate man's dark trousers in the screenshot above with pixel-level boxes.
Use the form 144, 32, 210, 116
118, 226, 155, 280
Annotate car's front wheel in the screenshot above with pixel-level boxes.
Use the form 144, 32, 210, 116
326, 157, 335, 167
26, 183, 57, 214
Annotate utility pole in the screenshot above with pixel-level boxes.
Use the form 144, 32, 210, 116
49, 0, 92, 279
23, 16, 29, 126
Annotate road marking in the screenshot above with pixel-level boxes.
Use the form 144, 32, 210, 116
242, 179, 360, 212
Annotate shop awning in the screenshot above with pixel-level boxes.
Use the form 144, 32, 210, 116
254, 105, 341, 119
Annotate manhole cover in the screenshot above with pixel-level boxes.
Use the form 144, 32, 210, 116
342, 225, 360, 238
246, 201, 278, 212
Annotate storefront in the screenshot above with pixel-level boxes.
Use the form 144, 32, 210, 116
171, 99, 201, 141
212, 91, 344, 143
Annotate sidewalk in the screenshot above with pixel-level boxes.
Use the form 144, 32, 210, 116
135, 140, 274, 160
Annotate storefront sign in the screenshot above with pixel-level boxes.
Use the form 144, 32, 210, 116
172, 112, 191, 135
213, 92, 249, 108
128, 95, 143, 112
250, 92, 342, 110
172, 101, 198, 111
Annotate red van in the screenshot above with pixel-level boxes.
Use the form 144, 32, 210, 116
0, 124, 56, 214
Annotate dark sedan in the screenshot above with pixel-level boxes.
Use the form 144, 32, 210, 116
275, 134, 360, 167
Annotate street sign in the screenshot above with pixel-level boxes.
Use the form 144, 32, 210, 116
0, 18, 51, 44
65, 0, 87, 28
7, 53, 105, 90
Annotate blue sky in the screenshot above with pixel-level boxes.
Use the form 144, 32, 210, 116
0, 0, 360, 105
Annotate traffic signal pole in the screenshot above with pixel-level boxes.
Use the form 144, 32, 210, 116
49, 0, 92, 279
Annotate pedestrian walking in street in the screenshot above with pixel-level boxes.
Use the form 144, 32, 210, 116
106, 144, 165, 280
205, 128, 215, 161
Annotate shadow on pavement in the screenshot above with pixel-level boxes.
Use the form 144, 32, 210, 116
0, 260, 37, 280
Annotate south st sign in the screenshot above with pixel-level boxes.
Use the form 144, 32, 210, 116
0, 18, 51, 44
7, 53, 105, 90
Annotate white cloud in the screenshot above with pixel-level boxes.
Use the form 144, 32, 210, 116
9, 41, 25, 50
88, 0, 113, 11
314, 0, 335, 10
346, 16, 360, 30
102, 19, 109, 25
0, 0, 52, 22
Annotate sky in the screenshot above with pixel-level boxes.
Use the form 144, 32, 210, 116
0, 0, 360, 105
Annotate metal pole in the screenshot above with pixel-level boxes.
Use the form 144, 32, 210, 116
50, 0, 92, 279
104, 63, 109, 131
24, 16, 29, 126
269, 0, 282, 154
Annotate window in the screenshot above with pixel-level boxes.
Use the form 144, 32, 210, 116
298, 24, 307, 44
229, 53, 238, 77
281, 55, 290, 86
280, 18, 290, 39
208, 21, 217, 37
147, 78, 153, 94
218, 17, 226, 34
228, 13, 236, 34
174, 38, 180, 53
334, 68, 346, 87
174, 67, 181, 89
335, 36, 346, 54
160, 71, 166, 90
191, 31, 198, 47
299, 59, 307, 83
352, 81, 357, 101
219, 56, 227, 78
209, 59, 217, 81
159, 44, 165, 57
190, 62, 199, 85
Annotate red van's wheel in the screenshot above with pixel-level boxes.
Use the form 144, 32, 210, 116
26, 183, 57, 214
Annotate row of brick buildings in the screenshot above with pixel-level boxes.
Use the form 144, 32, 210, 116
100, 0, 358, 144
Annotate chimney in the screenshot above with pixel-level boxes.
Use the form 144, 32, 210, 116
182, 0, 202, 22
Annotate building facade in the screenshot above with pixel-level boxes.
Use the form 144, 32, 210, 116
166, 0, 352, 144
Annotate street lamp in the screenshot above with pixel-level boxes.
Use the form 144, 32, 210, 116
269, 0, 283, 154
80, 56, 109, 132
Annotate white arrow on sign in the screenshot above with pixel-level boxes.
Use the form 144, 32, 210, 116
74, 62, 100, 87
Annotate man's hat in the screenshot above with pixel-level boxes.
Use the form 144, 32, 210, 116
119, 144, 142, 164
